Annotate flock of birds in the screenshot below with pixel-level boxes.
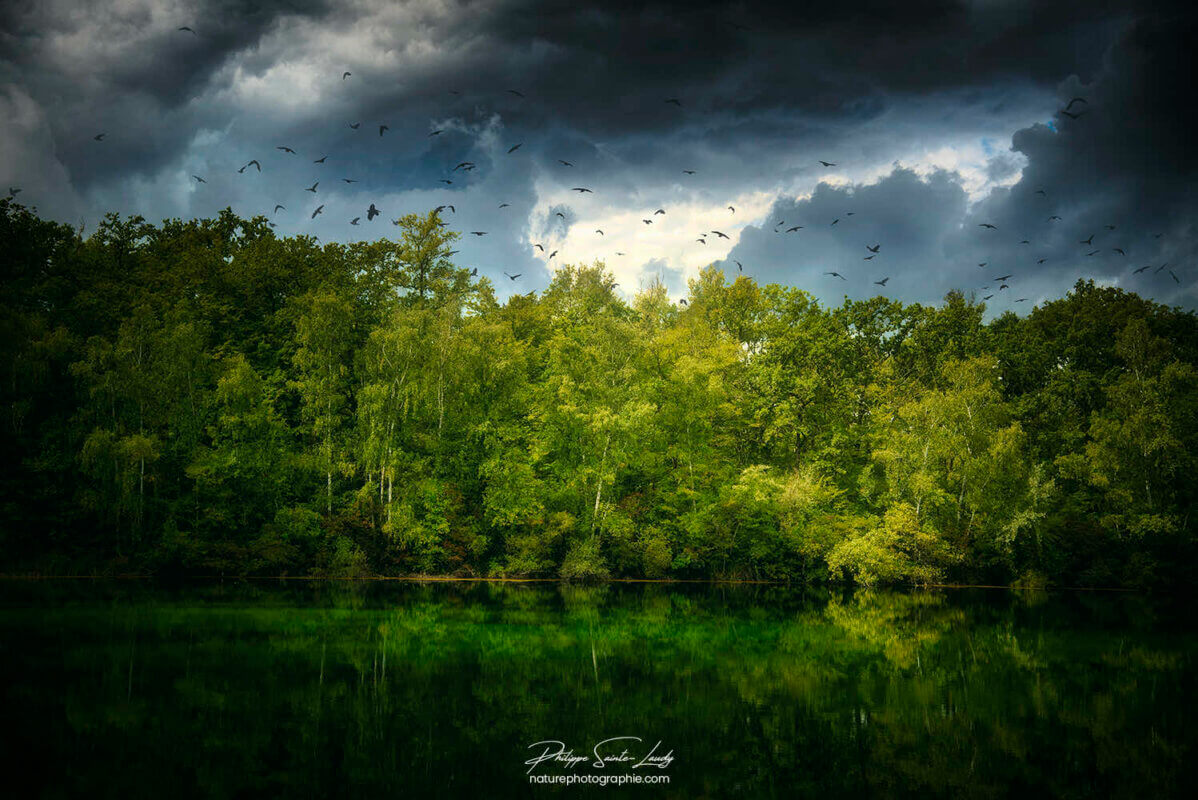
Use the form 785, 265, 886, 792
3, 34, 1183, 307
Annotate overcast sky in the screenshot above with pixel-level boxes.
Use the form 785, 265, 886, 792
1, 0, 1194, 313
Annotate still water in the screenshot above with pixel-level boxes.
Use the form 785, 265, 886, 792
1, 580, 1194, 798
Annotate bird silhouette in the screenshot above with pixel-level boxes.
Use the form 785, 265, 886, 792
831, 218, 839, 226
1037, 258, 1047, 264
643, 219, 652, 225
1133, 265, 1152, 274
978, 263, 987, 268
595, 229, 604, 235
654, 209, 665, 215
696, 238, 707, 244
434, 205, 456, 213
1065, 97, 1087, 110
504, 271, 521, 279
1169, 270, 1180, 284
342, 178, 357, 183
192, 175, 205, 183
499, 203, 510, 208
350, 217, 360, 225
555, 212, 565, 219
978, 223, 997, 229
1020, 240, 1030, 244
239, 160, 261, 173
1113, 248, 1126, 256
734, 261, 743, 271
683, 170, 696, 175
874, 277, 890, 286
818, 160, 836, 167
379, 125, 389, 136
712, 231, 729, 239
1086, 250, 1099, 256
439, 179, 453, 185
679, 299, 687, 306
1080, 235, 1094, 245
367, 204, 380, 221
274, 204, 285, 213
470, 231, 487, 236
983, 295, 994, 300
277, 146, 296, 154
311, 205, 324, 219
177, 26, 196, 34
864, 255, 876, 261
94, 133, 105, 141
785, 226, 802, 233
314, 156, 326, 164
349, 122, 361, 129
429, 130, 442, 136
453, 162, 474, 172
1035, 189, 1047, 196
572, 187, 593, 193
993, 274, 1012, 281
558, 160, 573, 167
7, 187, 19, 197
306, 182, 318, 193
728, 206, 735, 213
825, 271, 846, 280
548, 250, 558, 259
508, 143, 522, 153
1155, 263, 1169, 274
342, 71, 351, 80
1048, 215, 1061, 221
867, 244, 880, 253
533, 244, 544, 251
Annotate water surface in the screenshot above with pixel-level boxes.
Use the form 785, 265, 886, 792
1, 581, 1194, 798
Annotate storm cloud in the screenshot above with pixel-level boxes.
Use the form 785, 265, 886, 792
1, 0, 1194, 310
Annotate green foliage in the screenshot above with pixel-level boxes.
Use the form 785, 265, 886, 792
1, 200, 1196, 587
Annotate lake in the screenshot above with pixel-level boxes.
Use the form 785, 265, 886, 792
1, 580, 1194, 798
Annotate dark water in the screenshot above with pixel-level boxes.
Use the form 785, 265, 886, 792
1, 581, 1195, 798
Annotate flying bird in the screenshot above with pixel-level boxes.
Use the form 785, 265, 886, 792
192, 175, 205, 183
785, 226, 802, 233
7, 187, 19, 197
864, 255, 876, 261
643, 219, 652, 225
1035, 189, 1047, 196
350, 217, 360, 225
342, 72, 351, 80
306, 182, 318, 193
277, 146, 296, 154
453, 162, 474, 171
507, 90, 525, 98
508, 143, 522, 153
470, 231, 487, 236
831, 218, 839, 226
728, 206, 735, 213
978, 263, 987, 268
1086, 250, 1099, 256
434, 205, 455, 213
734, 261, 743, 271
439, 179, 453, 185
367, 204, 380, 221
311, 205, 324, 219
572, 187, 593, 193
555, 212, 565, 218
993, 274, 1012, 281
504, 271, 521, 280
548, 250, 558, 259
595, 229, 604, 235
679, 299, 687, 306
867, 244, 880, 253
1105, 224, 1117, 230
1065, 97, 1087, 110
1048, 215, 1061, 221
342, 178, 357, 183
654, 209, 665, 215
314, 156, 326, 164
683, 170, 696, 175
824, 271, 846, 280
818, 160, 836, 167
712, 231, 729, 239
499, 203, 510, 208
1037, 258, 1047, 264
874, 277, 890, 286
978, 223, 997, 229
274, 205, 285, 213
534, 244, 544, 251
429, 130, 442, 137
239, 160, 261, 173
177, 26, 196, 34
696, 238, 707, 244
1080, 235, 1094, 245
1133, 265, 1152, 274
379, 125, 389, 136
1169, 270, 1180, 284
983, 295, 993, 300
558, 160, 573, 167
94, 133, 106, 141
1112, 248, 1126, 256
349, 122, 361, 130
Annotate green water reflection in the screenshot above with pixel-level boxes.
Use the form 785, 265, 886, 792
1, 581, 1194, 798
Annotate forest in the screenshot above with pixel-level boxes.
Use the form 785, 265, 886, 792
2, 198, 1196, 587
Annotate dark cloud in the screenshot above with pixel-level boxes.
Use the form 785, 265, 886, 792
0, 0, 1194, 305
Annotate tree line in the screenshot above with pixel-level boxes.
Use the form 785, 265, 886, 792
2, 199, 1195, 587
